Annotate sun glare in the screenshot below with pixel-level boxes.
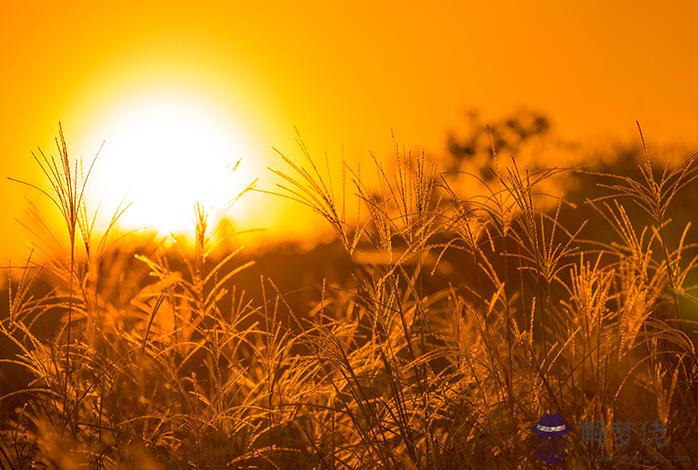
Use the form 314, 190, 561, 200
77, 91, 256, 235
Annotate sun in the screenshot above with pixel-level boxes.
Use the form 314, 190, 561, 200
77, 90, 256, 235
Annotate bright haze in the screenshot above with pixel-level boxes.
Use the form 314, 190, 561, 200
2, 1, 697, 259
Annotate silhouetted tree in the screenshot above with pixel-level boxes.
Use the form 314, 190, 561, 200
446, 109, 550, 178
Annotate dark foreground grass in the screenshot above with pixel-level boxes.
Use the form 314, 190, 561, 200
1, 127, 698, 468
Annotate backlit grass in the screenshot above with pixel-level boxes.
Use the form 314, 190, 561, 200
1, 125, 697, 468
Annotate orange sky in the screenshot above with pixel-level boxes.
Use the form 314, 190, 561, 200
2, 1, 698, 261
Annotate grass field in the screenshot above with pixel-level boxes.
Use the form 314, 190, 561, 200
1, 126, 697, 468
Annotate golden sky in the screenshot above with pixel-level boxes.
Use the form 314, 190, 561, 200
2, 1, 698, 260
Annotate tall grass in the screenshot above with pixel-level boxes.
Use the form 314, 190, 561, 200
1, 127, 697, 468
